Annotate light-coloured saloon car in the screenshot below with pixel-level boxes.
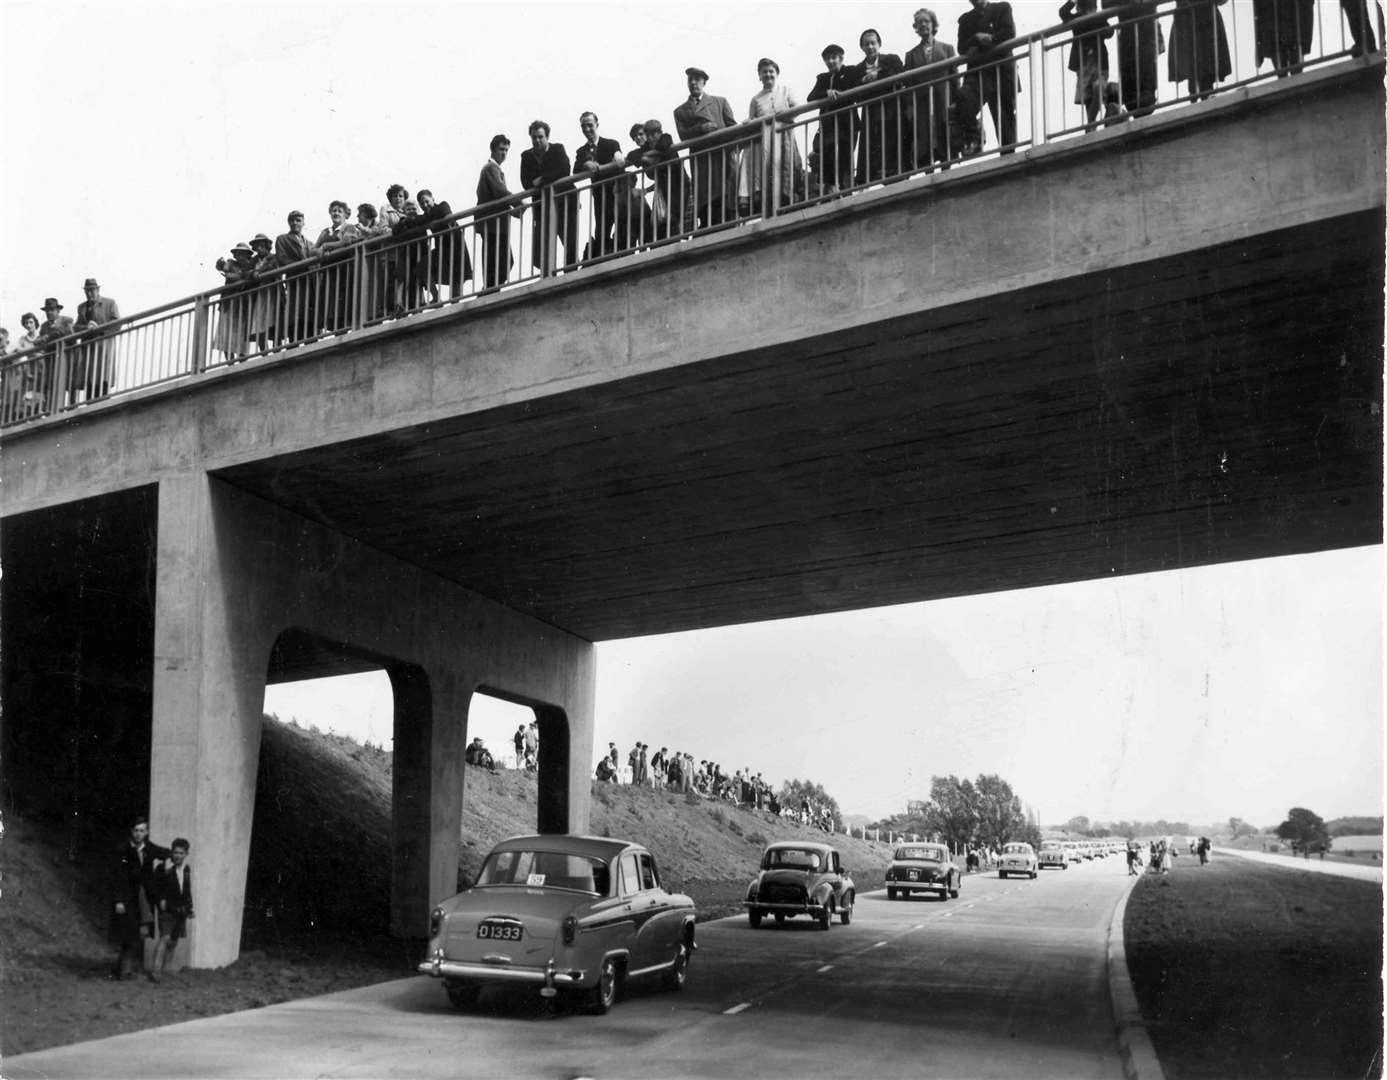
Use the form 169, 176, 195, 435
1038, 841, 1068, 870
998, 841, 1039, 879
419, 834, 696, 1014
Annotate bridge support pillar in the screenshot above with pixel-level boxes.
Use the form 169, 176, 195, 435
149, 475, 594, 967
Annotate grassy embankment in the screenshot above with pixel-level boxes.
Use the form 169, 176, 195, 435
1124, 855, 1383, 1079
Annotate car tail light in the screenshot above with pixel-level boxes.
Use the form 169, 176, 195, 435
429, 907, 444, 937
562, 915, 578, 946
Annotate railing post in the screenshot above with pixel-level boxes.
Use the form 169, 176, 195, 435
540, 186, 558, 278
50, 341, 71, 412
352, 244, 368, 330
768, 117, 782, 217
1028, 38, 1047, 148
191, 296, 210, 374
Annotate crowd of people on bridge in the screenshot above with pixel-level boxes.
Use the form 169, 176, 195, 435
2, 0, 1378, 417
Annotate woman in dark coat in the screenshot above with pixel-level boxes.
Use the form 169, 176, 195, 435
1167, 0, 1232, 99
1252, 0, 1315, 74
847, 28, 908, 184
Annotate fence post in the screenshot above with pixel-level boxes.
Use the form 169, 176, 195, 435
50, 341, 71, 412
540, 186, 558, 278
767, 117, 781, 218
1028, 38, 1046, 148
191, 296, 210, 374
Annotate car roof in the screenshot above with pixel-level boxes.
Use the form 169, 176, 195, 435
765, 840, 836, 854
490, 834, 642, 861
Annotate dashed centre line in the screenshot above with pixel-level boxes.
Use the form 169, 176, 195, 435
723, 1002, 752, 1015
817, 964, 834, 973
873, 940, 888, 948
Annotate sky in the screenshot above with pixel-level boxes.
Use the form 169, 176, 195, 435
265, 545, 1385, 830
7, 1, 1379, 832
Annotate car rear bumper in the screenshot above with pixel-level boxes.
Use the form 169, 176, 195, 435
745, 900, 824, 914
418, 954, 585, 988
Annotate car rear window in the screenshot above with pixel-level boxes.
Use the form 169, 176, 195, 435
764, 848, 823, 870
476, 849, 610, 894
894, 847, 943, 862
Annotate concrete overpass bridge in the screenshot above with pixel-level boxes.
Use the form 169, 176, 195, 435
2, 34, 1381, 965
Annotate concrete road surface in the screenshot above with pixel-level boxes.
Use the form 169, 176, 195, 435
5, 858, 1139, 1080
1214, 847, 1383, 882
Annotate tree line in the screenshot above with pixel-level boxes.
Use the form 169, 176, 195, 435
868, 774, 1041, 852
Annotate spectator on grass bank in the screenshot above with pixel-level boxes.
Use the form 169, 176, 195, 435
524, 720, 538, 772
514, 724, 526, 768
465, 737, 497, 772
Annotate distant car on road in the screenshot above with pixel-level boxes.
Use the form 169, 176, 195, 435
418, 834, 696, 1014
884, 842, 962, 901
745, 841, 855, 929
999, 841, 1039, 879
1038, 841, 1068, 870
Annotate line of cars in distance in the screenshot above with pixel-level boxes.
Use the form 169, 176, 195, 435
416, 831, 1131, 1016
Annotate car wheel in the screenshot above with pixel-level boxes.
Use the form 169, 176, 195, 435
1000, 870, 1008, 880
1031, 870, 1038, 879
949, 877, 960, 899
584, 958, 621, 1015
886, 886, 897, 900
774, 912, 786, 925
748, 909, 763, 929
840, 894, 854, 924
445, 982, 480, 1011
662, 940, 690, 991
818, 902, 832, 930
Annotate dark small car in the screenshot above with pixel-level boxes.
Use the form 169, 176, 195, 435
744, 841, 855, 929
885, 842, 962, 900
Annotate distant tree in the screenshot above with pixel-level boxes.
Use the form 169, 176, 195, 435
1328, 816, 1385, 837
923, 775, 979, 851
974, 774, 1027, 849
1276, 807, 1332, 855
1064, 815, 1091, 835
1228, 816, 1253, 840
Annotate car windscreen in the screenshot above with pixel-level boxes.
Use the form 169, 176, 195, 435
894, 847, 943, 862
476, 849, 610, 894
1003, 844, 1031, 854
763, 848, 823, 870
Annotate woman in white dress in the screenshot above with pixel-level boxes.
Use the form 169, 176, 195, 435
738, 58, 804, 215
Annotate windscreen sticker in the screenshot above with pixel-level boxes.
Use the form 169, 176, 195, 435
526, 873, 546, 887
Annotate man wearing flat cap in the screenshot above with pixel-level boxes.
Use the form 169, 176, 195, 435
673, 66, 739, 229
808, 45, 856, 193
73, 277, 120, 405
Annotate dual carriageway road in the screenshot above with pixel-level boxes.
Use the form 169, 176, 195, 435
7, 856, 1138, 1079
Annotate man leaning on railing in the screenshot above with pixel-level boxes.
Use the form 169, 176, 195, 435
72, 277, 120, 405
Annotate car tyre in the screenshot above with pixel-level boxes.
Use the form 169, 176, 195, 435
949, 877, 960, 899
584, 958, 621, 1015
445, 982, 480, 1011
748, 909, 763, 929
662, 941, 690, 991
840, 894, 854, 924
774, 912, 786, 926
1030, 870, 1038, 879
818, 902, 832, 930
886, 886, 897, 900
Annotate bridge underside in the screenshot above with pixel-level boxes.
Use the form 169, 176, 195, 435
217, 209, 1383, 641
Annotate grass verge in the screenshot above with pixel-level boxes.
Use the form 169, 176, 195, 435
1124, 857, 1382, 1079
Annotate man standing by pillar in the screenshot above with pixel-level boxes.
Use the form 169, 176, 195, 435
674, 67, 739, 228
109, 816, 171, 980
72, 278, 120, 405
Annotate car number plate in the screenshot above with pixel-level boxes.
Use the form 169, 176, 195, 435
477, 920, 523, 942
908, 870, 920, 881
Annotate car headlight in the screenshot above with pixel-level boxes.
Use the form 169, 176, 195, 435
429, 907, 444, 937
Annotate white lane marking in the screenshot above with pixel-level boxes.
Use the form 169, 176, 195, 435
912, 924, 924, 930
942, 911, 954, 917
724, 1002, 752, 1015
817, 964, 834, 973
873, 940, 888, 948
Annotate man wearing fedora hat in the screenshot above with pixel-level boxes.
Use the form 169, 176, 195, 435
33, 298, 73, 414
73, 278, 120, 404
673, 66, 739, 230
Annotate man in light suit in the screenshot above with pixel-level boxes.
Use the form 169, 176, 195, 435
519, 120, 580, 272
903, 9, 962, 166
72, 278, 120, 404
673, 67, 739, 228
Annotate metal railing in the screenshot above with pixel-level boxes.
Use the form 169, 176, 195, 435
2, 0, 1379, 429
